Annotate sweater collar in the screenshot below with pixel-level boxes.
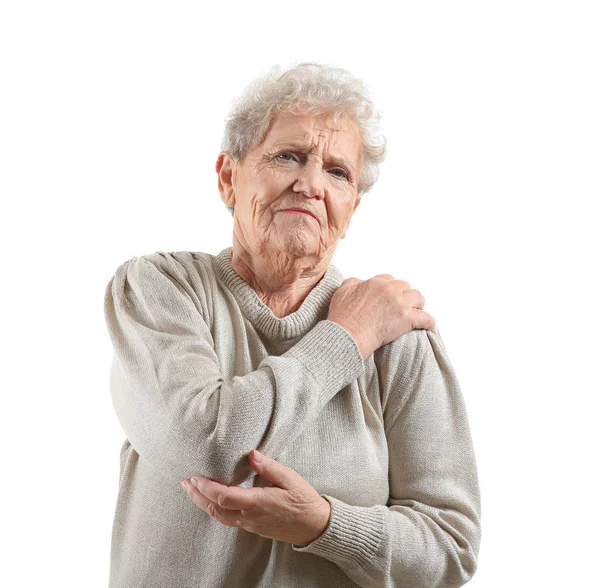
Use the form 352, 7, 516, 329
214, 246, 344, 339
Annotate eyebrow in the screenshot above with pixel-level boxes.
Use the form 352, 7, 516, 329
270, 141, 356, 176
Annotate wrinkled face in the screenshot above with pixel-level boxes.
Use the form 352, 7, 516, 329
217, 110, 362, 261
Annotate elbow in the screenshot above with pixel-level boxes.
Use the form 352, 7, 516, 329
451, 551, 479, 588
163, 428, 256, 488
120, 421, 254, 489
198, 434, 258, 487
410, 509, 480, 588
110, 363, 256, 487
418, 545, 478, 588
436, 527, 481, 588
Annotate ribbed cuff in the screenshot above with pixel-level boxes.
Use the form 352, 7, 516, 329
284, 320, 365, 396
291, 494, 386, 570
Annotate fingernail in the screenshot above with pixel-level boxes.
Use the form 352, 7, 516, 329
253, 450, 264, 463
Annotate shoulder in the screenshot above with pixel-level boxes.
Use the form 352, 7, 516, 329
105, 250, 215, 313
109, 250, 214, 285
374, 325, 452, 413
374, 325, 445, 369
113, 250, 213, 273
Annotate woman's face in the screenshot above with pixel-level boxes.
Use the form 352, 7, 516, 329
217, 110, 362, 262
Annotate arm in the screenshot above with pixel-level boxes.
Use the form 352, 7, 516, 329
103, 253, 365, 488
291, 326, 481, 588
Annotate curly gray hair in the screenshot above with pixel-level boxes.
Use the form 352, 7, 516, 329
220, 61, 387, 217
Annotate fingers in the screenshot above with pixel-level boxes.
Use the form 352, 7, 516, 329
183, 479, 212, 510
373, 274, 412, 289
404, 288, 426, 310
183, 479, 244, 528
187, 476, 258, 511
412, 309, 436, 330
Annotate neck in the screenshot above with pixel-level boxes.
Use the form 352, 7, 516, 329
230, 234, 332, 318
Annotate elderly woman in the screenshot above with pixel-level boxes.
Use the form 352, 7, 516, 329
103, 62, 481, 588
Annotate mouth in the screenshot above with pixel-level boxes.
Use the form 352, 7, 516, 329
279, 208, 318, 221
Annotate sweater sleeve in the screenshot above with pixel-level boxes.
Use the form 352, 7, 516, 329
103, 254, 365, 488
291, 326, 481, 588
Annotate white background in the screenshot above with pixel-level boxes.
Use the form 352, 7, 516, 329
2, 1, 598, 586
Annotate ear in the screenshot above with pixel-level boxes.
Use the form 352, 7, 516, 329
340, 197, 361, 239
216, 152, 237, 208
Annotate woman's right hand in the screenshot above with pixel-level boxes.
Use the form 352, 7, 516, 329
327, 275, 436, 359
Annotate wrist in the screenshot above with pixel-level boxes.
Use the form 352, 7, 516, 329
331, 320, 372, 359
312, 497, 332, 541
294, 498, 332, 548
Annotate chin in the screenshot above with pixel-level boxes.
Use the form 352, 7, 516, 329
276, 236, 318, 257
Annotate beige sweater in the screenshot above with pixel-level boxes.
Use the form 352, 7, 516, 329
103, 245, 481, 587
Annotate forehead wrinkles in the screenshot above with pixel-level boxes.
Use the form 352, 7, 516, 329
272, 114, 351, 144
305, 123, 347, 145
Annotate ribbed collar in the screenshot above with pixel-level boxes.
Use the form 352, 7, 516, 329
214, 246, 344, 340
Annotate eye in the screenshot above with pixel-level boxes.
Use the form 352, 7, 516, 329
275, 152, 350, 181
276, 151, 296, 162
330, 168, 350, 181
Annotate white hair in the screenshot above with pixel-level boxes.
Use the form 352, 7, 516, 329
219, 61, 387, 217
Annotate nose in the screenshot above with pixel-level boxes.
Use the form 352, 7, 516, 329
292, 161, 325, 199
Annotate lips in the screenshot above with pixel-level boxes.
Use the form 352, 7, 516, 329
280, 208, 318, 221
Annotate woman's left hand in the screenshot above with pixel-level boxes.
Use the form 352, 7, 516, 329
181, 449, 331, 547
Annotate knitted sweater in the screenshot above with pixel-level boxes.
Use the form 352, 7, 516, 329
103, 245, 481, 588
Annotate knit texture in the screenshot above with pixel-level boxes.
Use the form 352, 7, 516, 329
103, 245, 481, 588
